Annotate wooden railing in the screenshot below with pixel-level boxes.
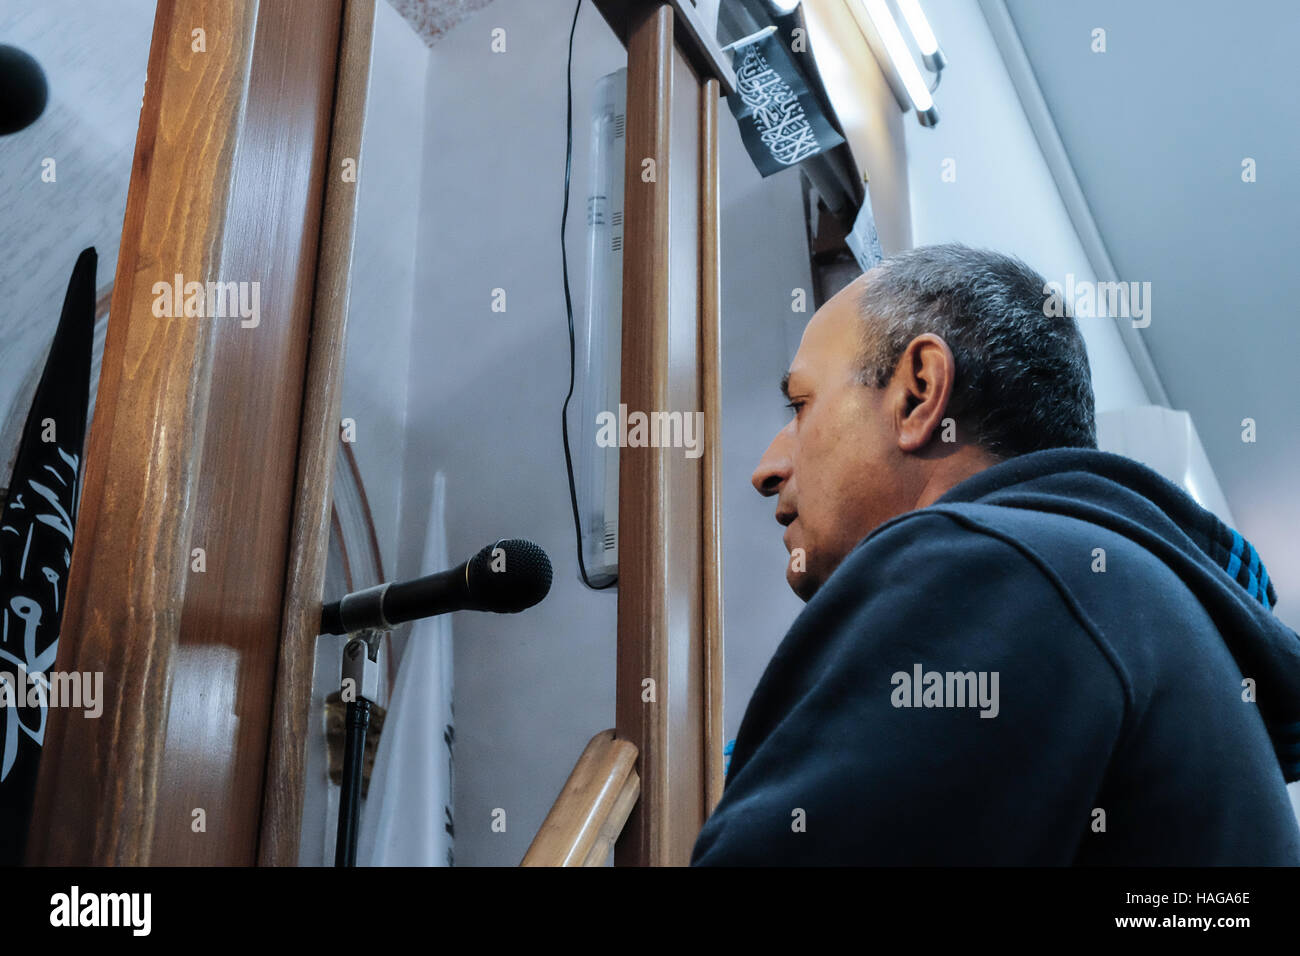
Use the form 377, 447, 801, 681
521, 730, 640, 867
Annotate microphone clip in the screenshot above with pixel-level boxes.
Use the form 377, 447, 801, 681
335, 627, 385, 867
340, 627, 386, 706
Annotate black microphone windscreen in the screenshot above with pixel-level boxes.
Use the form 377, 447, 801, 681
468, 539, 552, 612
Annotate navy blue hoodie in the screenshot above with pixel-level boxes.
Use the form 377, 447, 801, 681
691, 447, 1300, 865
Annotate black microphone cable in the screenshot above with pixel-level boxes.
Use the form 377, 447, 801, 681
560, 0, 616, 591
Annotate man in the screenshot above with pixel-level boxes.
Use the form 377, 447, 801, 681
691, 244, 1300, 865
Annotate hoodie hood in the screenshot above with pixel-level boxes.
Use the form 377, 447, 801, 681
934, 446, 1300, 782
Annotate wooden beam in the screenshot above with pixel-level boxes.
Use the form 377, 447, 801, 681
258, 0, 376, 867
26, 0, 343, 865
593, 0, 735, 95
615, 2, 677, 867
665, 0, 735, 95
614, 2, 723, 867
699, 77, 725, 815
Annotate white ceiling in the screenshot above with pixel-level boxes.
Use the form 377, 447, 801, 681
386, 0, 496, 46
1003, 0, 1300, 629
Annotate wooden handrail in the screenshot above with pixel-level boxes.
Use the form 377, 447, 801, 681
521, 730, 640, 867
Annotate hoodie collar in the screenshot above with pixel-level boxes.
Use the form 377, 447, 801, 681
936, 447, 1277, 609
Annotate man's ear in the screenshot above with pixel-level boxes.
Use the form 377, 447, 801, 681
895, 334, 955, 453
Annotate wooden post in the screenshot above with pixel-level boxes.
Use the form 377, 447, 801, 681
258, 0, 376, 868
26, 0, 345, 865
699, 76, 726, 816
603, 0, 730, 867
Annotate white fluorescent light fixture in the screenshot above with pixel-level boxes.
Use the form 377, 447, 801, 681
860, 0, 941, 126
575, 69, 627, 587
895, 0, 946, 71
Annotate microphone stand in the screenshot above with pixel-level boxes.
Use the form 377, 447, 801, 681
335, 627, 385, 867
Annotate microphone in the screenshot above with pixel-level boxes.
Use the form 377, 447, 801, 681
319, 538, 552, 635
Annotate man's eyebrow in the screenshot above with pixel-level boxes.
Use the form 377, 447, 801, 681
780, 372, 791, 399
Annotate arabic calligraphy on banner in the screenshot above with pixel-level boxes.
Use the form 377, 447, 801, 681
727, 33, 844, 177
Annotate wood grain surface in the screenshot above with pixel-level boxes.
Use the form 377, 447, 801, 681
521, 729, 640, 867
26, 0, 344, 865
258, 0, 376, 867
699, 76, 725, 816
614, 2, 677, 868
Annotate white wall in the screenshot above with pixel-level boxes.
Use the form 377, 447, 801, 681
901, 0, 1151, 412
400, 0, 815, 866
716, 116, 813, 749
0, 0, 156, 484
345, 0, 429, 580
401, 0, 624, 868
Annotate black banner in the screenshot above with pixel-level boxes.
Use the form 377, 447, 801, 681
726, 31, 844, 178
0, 247, 95, 865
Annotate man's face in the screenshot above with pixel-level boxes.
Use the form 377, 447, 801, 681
752, 275, 921, 601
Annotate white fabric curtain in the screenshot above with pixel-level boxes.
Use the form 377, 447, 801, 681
357, 471, 455, 866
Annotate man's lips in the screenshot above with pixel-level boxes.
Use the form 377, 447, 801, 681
778, 510, 797, 550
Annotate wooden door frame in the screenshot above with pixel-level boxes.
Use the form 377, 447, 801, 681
27, 0, 727, 867
595, 0, 731, 867
257, 0, 375, 866
25, 0, 361, 866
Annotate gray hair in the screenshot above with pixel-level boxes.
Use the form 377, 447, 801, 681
856, 243, 1097, 459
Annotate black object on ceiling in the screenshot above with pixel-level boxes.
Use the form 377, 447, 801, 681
0, 44, 48, 135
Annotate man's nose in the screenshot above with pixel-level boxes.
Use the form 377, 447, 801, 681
752, 429, 791, 497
